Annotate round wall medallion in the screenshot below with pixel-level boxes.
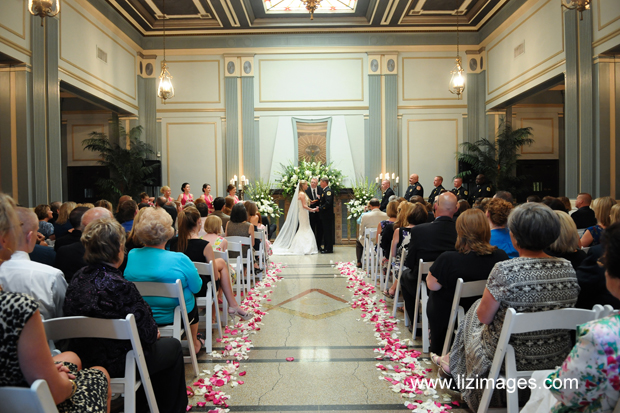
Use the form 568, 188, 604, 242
227, 61, 235, 74
387, 59, 395, 72
243, 61, 252, 74
469, 58, 478, 72
370, 59, 379, 73
480, 56, 484, 70
139, 61, 143, 75
145, 63, 153, 76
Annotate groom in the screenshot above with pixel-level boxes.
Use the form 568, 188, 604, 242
319, 176, 335, 254
306, 177, 323, 250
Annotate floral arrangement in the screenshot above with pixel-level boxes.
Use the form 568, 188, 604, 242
245, 179, 283, 219
278, 159, 345, 199
346, 178, 379, 220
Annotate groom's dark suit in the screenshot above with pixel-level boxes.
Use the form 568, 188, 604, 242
306, 185, 323, 249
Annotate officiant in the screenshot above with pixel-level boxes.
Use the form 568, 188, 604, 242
319, 177, 335, 253
306, 177, 323, 250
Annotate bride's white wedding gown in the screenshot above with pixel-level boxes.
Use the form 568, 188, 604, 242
272, 199, 318, 255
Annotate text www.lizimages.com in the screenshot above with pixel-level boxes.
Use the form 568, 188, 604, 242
411, 376, 579, 393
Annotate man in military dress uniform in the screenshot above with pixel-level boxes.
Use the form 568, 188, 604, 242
471, 174, 494, 203
403, 174, 424, 201
427, 176, 445, 206
319, 177, 335, 254
451, 177, 468, 200
379, 180, 395, 212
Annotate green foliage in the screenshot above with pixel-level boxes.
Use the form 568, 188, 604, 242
246, 179, 283, 218
346, 177, 379, 220
456, 119, 534, 197
278, 159, 345, 199
82, 113, 155, 202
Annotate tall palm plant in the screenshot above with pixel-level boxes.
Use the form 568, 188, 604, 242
82, 114, 155, 202
457, 119, 534, 197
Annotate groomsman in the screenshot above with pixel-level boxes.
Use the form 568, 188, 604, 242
379, 180, 395, 212
306, 177, 324, 251
319, 177, 335, 253
403, 174, 423, 200
428, 176, 445, 206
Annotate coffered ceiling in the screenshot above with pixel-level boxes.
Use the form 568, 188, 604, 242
104, 0, 509, 35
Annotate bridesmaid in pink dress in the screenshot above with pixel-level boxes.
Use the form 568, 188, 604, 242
227, 184, 240, 204
177, 182, 194, 206
160, 186, 174, 203
201, 183, 215, 214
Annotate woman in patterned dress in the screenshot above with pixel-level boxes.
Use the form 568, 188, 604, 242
433, 203, 580, 411
0, 193, 111, 413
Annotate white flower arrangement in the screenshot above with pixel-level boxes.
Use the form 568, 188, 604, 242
346, 178, 379, 220
278, 159, 345, 199
245, 179, 283, 219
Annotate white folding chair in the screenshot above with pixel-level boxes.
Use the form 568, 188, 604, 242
441, 278, 488, 357
225, 241, 251, 302
391, 252, 408, 325
411, 259, 433, 353
363, 227, 377, 277
601, 304, 616, 317
43, 314, 159, 413
213, 249, 231, 324
254, 229, 267, 276
0, 379, 58, 413
193, 262, 222, 353
477, 305, 603, 413
226, 236, 256, 292
133, 279, 199, 377
577, 228, 587, 237
374, 233, 384, 290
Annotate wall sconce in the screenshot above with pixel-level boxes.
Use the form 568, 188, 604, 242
28, 0, 60, 25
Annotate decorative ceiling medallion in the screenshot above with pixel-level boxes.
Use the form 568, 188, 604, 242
227, 61, 235, 74
243, 61, 252, 74
387, 59, 395, 72
370, 59, 379, 73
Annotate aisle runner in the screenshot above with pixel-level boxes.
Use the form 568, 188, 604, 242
186, 262, 284, 412
335, 262, 461, 412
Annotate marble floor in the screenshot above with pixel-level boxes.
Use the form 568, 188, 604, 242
185, 246, 467, 413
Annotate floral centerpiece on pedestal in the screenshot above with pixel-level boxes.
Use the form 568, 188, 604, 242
278, 160, 345, 199
245, 179, 283, 219
345, 178, 379, 238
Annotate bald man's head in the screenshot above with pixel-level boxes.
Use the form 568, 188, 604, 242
15, 207, 38, 253
436, 192, 458, 218
81, 207, 113, 229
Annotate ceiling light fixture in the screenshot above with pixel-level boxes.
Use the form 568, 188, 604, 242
449, 7, 465, 99
561, 0, 590, 20
301, 0, 322, 20
157, 0, 174, 102
28, 0, 60, 26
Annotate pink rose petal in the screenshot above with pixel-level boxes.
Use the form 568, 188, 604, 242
286, 357, 295, 362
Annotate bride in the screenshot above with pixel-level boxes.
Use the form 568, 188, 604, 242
272, 180, 319, 255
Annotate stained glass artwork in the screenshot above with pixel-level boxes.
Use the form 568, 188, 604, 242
264, 0, 357, 14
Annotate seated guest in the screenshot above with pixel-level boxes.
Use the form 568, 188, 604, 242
581, 196, 616, 247
53, 201, 76, 240
611, 203, 620, 225
377, 200, 399, 257
94, 199, 113, 213
244, 201, 264, 251
139, 191, 154, 206
49, 201, 61, 225
454, 199, 470, 220
155, 196, 178, 227
434, 203, 580, 411
543, 196, 569, 212
558, 196, 573, 213
30, 242, 56, 266
222, 196, 235, 216
401, 193, 459, 322
575, 243, 620, 309
545, 210, 587, 270
526, 195, 541, 203
115, 195, 132, 216
426, 209, 509, 355
55, 207, 113, 282
124, 207, 205, 353
211, 197, 230, 231
384, 203, 428, 298
195, 202, 209, 238
54, 207, 89, 252
571, 193, 597, 229
0, 193, 110, 412
203, 215, 237, 285
411, 195, 434, 222
172, 207, 252, 320
63, 218, 188, 413
117, 199, 138, 232
0, 207, 67, 319
35, 203, 55, 240
225, 203, 256, 262
486, 198, 518, 258
493, 190, 513, 204
356, 198, 388, 268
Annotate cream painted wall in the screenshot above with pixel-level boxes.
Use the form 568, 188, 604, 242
593, 0, 620, 55
484, 0, 565, 109
514, 107, 561, 160
65, 113, 110, 167
58, 0, 138, 114
0, 0, 31, 64
400, 53, 469, 104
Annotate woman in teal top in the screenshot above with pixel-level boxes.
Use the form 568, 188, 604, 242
124, 207, 204, 353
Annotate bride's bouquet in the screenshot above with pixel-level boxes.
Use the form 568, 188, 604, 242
346, 178, 379, 220
245, 179, 283, 219
279, 160, 345, 199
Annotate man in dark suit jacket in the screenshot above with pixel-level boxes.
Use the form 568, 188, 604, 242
401, 192, 459, 322
54, 206, 89, 252
319, 177, 335, 253
572, 193, 597, 229
55, 207, 113, 282
306, 177, 324, 250
379, 180, 395, 211
575, 244, 620, 309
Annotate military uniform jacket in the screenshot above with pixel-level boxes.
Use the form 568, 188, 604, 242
428, 185, 445, 205
451, 186, 468, 200
404, 183, 424, 200
472, 184, 494, 202
319, 186, 334, 215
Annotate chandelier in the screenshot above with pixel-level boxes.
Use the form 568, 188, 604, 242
157, 0, 174, 102
449, 7, 465, 99
302, 0, 322, 20
561, 0, 590, 20
28, 0, 60, 25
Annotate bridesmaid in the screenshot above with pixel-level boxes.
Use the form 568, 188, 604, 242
177, 183, 194, 207
160, 186, 174, 203
227, 184, 240, 204
201, 183, 214, 214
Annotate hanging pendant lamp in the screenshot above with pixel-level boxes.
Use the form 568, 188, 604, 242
157, 0, 174, 102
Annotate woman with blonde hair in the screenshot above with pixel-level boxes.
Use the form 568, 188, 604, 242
203, 215, 236, 286
426, 209, 509, 356
581, 196, 616, 247
53, 201, 77, 239
94, 199, 113, 213
271, 180, 318, 255
545, 210, 587, 270
160, 186, 174, 203
611, 203, 620, 225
